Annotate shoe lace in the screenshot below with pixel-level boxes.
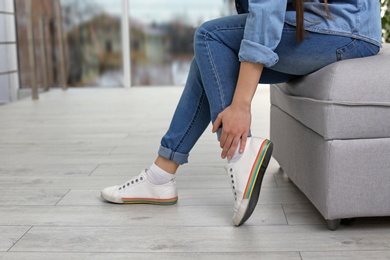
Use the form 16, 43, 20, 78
118, 175, 144, 190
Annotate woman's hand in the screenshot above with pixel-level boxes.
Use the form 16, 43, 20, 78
212, 103, 251, 160
212, 61, 264, 160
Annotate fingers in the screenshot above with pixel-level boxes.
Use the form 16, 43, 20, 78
221, 132, 248, 160
220, 133, 233, 159
240, 134, 247, 154
212, 114, 222, 133
219, 129, 228, 157
212, 108, 250, 160
226, 136, 240, 160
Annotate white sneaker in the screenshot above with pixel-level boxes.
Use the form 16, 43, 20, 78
226, 137, 273, 226
101, 170, 178, 205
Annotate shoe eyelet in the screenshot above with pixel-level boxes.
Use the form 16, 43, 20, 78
127, 183, 130, 186
136, 179, 138, 182
119, 187, 122, 190
230, 168, 233, 172
231, 180, 234, 184
140, 177, 143, 181
230, 175, 233, 178
131, 181, 134, 184
123, 185, 125, 188
233, 186, 235, 190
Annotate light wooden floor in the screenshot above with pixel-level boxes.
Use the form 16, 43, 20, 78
1, 86, 390, 260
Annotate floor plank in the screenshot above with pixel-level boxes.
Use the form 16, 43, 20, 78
0, 204, 287, 227
301, 250, 390, 260
0, 190, 68, 206
0, 226, 31, 252
1, 87, 390, 258
10, 225, 390, 253
0, 252, 302, 260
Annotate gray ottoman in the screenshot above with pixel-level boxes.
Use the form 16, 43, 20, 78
270, 44, 390, 230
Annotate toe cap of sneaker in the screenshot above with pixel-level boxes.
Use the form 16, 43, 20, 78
101, 186, 123, 203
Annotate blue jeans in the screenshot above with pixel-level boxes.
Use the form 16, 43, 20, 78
158, 14, 380, 165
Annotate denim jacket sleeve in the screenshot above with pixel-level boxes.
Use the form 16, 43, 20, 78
235, 0, 382, 67
236, 0, 288, 67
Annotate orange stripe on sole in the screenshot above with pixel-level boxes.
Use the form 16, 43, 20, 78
243, 140, 271, 199
122, 196, 178, 205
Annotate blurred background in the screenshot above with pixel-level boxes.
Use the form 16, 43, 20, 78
14, 0, 236, 89
1, 0, 389, 103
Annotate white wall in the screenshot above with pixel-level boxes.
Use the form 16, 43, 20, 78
0, 0, 19, 103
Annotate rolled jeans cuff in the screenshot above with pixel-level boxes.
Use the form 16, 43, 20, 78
158, 145, 189, 165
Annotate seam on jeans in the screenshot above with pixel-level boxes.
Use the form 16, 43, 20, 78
207, 26, 246, 55
173, 89, 207, 153
169, 151, 175, 161
202, 26, 245, 111
335, 39, 356, 61
204, 32, 226, 110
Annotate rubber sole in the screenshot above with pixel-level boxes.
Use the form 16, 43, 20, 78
101, 192, 178, 205
121, 197, 178, 205
234, 140, 273, 226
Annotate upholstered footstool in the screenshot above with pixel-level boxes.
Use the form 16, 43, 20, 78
270, 44, 390, 230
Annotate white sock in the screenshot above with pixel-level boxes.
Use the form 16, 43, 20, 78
146, 163, 175, 185
228, 141, 243, 164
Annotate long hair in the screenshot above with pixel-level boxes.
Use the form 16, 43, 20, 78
295, 0, 331, 42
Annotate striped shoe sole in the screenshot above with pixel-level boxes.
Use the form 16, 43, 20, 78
121, 197, 178, 205
236, 139, 273, 226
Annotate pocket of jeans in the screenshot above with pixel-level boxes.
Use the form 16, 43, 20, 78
336, 39, 380, 61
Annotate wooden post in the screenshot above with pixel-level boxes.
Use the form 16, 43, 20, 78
121, 0, 131, 88
39, 16, 49, 91
26, 0, 38, 100
54, 0, 67, 90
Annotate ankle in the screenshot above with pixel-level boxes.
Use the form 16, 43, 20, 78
154, 156, 179, 174
146, 163, 175, 185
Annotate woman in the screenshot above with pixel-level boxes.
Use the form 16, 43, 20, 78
101, 0, 382, 226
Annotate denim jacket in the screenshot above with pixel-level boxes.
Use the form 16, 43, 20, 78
235, 0, 382, 67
